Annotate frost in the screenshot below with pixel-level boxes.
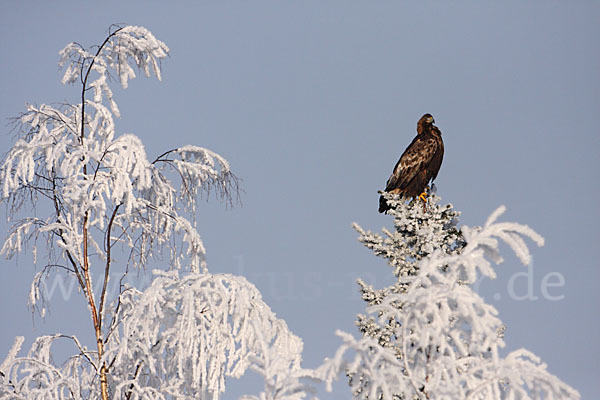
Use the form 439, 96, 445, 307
326, 198, 580, 399
0, 25, 239, 400
106, 271, 306, 399
0, 337, 24, 375
0, 273, 317, 400
0, 335, 90, 400
0, 25, 239, 289
59, 25, 169, 113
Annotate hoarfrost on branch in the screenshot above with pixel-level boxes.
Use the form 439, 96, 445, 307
0, 272, 314, 400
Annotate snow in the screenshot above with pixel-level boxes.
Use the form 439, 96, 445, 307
341, 197, 579, 399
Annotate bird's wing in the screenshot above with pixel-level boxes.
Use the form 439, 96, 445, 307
385, 134, 439, 192
428, 127, 444, 182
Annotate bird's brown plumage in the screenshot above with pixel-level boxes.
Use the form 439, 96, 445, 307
378, 113, 444, 213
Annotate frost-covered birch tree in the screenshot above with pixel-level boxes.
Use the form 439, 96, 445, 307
315, 194, 580, 399
0, 25, 257, 400
0, 24, 321, 400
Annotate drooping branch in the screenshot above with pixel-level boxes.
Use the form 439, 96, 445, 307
152, 145, 241, 207
99, 203, 120, 329
80, 26, 124, 143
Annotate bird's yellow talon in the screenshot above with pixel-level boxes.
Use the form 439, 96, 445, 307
419, 192, 428, 202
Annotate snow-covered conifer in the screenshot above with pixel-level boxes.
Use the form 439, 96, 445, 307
321, 196, 580, 399
354, 193, 465, 353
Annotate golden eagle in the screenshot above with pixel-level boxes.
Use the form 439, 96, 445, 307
378, 113, 444, 213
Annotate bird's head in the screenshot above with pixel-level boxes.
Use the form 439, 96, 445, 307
417, 113, 435, 133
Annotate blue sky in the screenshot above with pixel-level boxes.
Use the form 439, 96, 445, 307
1, 1, 598, 398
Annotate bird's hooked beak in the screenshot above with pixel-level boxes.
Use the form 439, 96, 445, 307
426, 116, 435, 124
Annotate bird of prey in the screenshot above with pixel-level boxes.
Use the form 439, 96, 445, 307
378, 113, 444, 213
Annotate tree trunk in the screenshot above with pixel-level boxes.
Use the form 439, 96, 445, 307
82, 216, 109, 400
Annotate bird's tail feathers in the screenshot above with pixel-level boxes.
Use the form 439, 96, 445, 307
379, 194, 391, 213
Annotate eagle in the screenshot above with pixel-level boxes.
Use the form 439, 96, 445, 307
378, 113, 444, 213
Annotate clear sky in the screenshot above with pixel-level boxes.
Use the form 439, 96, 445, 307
1, 1, 598, 398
